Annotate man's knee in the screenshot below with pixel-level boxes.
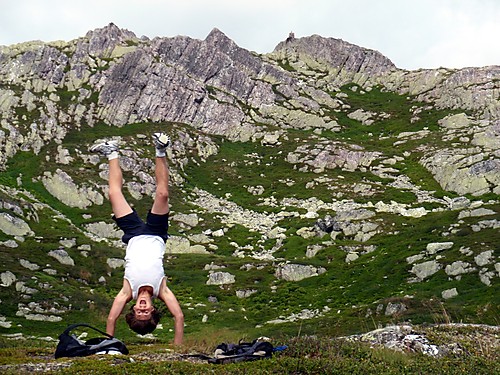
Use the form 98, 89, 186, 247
155, 189, 169, 202
108, 188, 123, 201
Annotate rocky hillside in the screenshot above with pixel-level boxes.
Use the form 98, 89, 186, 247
0, 23, 498, 342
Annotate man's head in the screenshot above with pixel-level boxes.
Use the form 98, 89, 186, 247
125, 304, 161, 334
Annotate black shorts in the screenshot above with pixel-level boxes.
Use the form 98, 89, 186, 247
113, 209, 169, 244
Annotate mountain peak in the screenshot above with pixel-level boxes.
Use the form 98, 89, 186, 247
205, 27, 233, 45
85, 22, 138, 42
273, 33, 396, 72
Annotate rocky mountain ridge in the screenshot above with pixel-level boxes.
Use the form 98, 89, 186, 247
1, 24, 499, 194
0, 23, 498, 339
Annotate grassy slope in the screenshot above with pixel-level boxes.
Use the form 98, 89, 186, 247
0, 80, 498, 359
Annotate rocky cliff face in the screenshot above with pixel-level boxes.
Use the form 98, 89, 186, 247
1, 23, 498, 193
0, 23, 498, 336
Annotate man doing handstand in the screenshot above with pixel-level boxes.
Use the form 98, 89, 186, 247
90, 133, 184, 345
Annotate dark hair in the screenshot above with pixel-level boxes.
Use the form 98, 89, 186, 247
125, 305, 161, 335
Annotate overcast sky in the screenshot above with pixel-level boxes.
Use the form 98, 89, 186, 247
1, 0, 499, 70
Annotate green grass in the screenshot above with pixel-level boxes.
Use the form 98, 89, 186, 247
1, 116, 496, 348
322, 86, 465, 159
0, 332, 497, 374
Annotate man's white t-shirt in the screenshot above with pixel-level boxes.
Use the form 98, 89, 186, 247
124, 235, 165, 299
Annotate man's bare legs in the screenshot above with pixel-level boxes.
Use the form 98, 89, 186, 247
151, 156, 170, 215
91, 135, 170, 217
108, 157, 133, 219
151, 132, 171, 215
89, 140, 132, 219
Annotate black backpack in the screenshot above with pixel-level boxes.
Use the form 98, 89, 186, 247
54, 323, 129, 359
208, 339, 275, 364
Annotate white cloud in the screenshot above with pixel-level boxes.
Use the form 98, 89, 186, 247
415, 1, 500, 68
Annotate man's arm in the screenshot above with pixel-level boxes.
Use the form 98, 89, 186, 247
106, 280, 132, 336
158, 279, 184, 345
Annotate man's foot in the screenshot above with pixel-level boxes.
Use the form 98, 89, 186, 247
153, 133, 171, 150
89, 140, 119, 156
